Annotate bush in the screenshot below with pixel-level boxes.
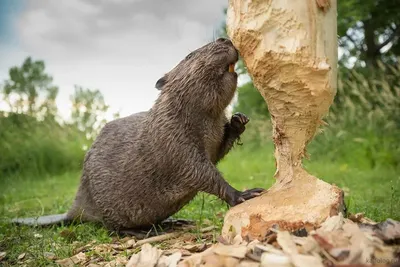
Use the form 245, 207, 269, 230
0, 113, 89, 177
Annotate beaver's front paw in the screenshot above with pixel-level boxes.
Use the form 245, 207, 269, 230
225, 187, 265, 207
230, 112, 249, 136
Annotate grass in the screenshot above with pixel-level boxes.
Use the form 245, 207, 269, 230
0, 60, 399, 266
1, 141, 399, 266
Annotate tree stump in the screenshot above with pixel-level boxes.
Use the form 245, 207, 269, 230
222, 0, 345, 241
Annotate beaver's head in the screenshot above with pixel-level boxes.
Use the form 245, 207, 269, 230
155, 38, 239, 114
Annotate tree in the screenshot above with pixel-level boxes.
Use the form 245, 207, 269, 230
70, 86, 110, 140
217, 1, 400, 121
338, 0, 400, 67
2, 57, 59, 119
222, 0, 343, 240
220, 2, 400, 68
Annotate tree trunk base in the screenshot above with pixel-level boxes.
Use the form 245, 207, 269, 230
222, 170, 345, 241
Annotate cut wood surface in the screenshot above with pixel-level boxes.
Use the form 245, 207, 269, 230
222, 0, 345, 240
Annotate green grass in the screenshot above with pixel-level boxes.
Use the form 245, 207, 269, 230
1, 142, 399, 266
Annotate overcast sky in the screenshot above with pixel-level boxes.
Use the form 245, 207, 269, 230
0, 0, 230, 120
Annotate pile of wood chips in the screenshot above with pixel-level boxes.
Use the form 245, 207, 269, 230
54, 213, 399, 267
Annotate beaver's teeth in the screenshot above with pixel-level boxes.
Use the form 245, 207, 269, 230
229, 64, 235, 73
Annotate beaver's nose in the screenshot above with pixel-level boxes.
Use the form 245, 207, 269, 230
216, 38, 233, 46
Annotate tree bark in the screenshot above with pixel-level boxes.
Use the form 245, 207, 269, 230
222, 0, 345, 241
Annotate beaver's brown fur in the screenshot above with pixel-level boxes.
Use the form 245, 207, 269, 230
12, 38, 264, 231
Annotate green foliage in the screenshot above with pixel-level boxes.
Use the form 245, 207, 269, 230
2, 57, 59, 119
0, 57, 113, 177
0, 113, 88, 177
233, 82, 269, 119
70, 86, 110, 141
308, 60, 400, 169
338, 0, 400, 66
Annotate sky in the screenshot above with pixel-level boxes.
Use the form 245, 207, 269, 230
0, 0, 231, 120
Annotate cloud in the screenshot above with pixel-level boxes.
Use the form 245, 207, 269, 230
1, 0, 228, 119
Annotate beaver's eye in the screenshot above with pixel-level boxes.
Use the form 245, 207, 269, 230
186, 52, 194, 60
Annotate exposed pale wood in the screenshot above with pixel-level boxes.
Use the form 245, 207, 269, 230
222, 0, 344, 241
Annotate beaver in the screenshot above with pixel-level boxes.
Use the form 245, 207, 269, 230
12, 38, 264, 233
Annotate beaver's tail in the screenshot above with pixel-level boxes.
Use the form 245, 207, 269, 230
11, 213, 70, 227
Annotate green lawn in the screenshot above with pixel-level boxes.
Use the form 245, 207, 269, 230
0, 144, 399, 266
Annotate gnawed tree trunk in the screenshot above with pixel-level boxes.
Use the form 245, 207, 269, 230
222, 0, 345, 241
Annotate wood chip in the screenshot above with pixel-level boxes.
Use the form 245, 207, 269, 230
177, 245, 216, 267
182, 243, 208, 253
213, 244, 248, 259
360, 218, 400, 243
238, 260, 260, 267
328, 247, 350, 261
311, 233, 334, 250
254, 244, 285, 256
157, 252, 182, 267
233, 234, 243, 245
342, 223, 377, 264
126, 253, 140, 267
201, 254, 240, 267
126, 243, 162, 267
277, 231, 298, 255
291, 254, 324, 267
44, 252, 56, 260
0, 252, 6, 261
319, 213, 344, 232
18, 253, 26, 260
125, 239, 136, 247
200, 226, 217, 233
55, 252, 87, 267
260, 253, 292, 267
298, 236, 319, 254
348, 213, 377, 224
135, 232, 181, 247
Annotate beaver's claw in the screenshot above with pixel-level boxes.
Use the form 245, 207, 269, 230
230, 112, 249, 135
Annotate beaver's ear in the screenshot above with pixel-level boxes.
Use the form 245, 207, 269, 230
155, 75, 167, 90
